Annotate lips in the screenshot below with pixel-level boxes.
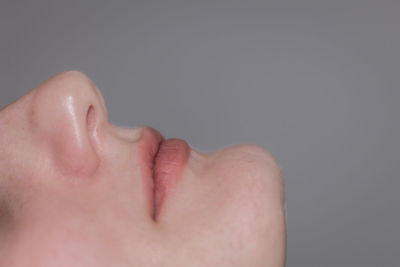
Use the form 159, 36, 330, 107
138, 127, 190, 222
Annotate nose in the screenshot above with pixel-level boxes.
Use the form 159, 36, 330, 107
30, 70, 108, 178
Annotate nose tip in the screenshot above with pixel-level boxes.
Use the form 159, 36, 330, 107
30, 70, 108, 177
32, 70, 109, 132
33, 70, 107, 119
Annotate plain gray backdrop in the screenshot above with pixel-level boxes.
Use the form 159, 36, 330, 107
1, 0, 399, 266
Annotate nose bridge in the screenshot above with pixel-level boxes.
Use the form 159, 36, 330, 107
30, 70, 107, 178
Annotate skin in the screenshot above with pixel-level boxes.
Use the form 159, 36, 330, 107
0, 71, 286, 267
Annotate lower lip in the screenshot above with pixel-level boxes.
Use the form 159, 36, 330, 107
153, 138, 190, 220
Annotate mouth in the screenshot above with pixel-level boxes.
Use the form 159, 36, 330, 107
138, 127, 190, 222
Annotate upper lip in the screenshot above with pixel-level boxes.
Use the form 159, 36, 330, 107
138, 126, 165, 218
140, 126, 165, 172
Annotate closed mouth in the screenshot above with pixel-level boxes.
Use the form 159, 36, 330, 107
138, 127, 190, 222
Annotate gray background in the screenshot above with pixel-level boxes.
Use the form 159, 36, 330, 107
1, 0, 399, 266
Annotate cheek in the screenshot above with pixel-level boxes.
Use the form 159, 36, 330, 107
2, 203, 143, 267
4, 228, 117, 267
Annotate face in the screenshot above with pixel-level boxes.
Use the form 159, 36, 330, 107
0, 71, 286, 267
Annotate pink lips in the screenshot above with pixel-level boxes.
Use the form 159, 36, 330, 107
138, 127, 190, 221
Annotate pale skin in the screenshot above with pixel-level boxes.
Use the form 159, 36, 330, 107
0, 71, 286, 267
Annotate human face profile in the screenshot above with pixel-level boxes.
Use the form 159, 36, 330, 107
0, 70, 286, 267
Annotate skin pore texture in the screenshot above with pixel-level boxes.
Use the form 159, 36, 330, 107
0, 71, 286, 267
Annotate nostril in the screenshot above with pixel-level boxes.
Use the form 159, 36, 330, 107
86, 104, 103, 152
86, 105, 96, 132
